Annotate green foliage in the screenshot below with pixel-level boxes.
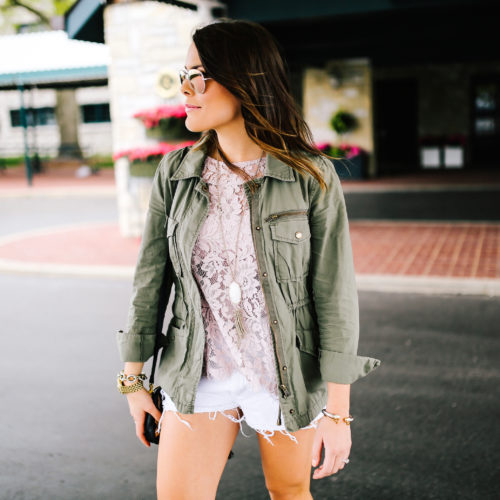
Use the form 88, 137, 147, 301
330, 110, 358, 135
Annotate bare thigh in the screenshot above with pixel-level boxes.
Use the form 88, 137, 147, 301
258, 427, 316, 500
156, 407, 241, 500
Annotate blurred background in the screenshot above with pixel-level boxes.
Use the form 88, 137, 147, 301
0, 1, 498, 499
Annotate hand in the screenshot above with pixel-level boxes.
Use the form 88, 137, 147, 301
125, 387, 163, 448
311, 416, 352, 479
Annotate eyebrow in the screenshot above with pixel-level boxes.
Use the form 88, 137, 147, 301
184, 64, 204, 70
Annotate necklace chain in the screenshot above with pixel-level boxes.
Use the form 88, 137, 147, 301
213, 148, 266, 342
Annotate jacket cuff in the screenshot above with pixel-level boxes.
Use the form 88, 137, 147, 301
116, 329, 156, 362
318, 348, 381, 384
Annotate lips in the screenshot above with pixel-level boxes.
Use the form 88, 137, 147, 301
185, 104, 201, 109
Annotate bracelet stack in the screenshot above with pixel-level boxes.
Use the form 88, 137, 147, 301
321, 408, 354, 425
116, 370, 147, 394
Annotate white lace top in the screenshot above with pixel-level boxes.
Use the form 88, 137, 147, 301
190, 155, 279, 398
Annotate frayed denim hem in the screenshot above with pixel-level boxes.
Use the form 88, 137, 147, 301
156, 391, 323, 446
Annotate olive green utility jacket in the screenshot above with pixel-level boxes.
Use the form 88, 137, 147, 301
116, 134, 381, 432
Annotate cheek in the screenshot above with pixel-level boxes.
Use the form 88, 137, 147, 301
186, 91, 241, 129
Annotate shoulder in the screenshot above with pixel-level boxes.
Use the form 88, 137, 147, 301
158, 146, 190, 175
299, 151, 339, 193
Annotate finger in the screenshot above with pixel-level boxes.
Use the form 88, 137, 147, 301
133, 415, 150, 448
311, 434, 323, 467
148, 404, 162, 422
314, 451, 336, 479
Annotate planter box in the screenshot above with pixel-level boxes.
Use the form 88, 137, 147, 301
443, 146, 464, 168
332, 152, 367, 180
420, 146, 441, 169
129, 160, 159, 177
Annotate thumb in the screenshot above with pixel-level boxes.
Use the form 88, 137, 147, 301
311, 435, 323, 467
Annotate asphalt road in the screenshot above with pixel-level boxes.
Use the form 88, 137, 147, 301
0, 274, 498, 500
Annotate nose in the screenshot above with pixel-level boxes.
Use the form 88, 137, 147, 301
181, 77, 193, 96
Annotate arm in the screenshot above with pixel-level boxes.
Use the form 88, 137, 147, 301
308, 157, 381, 384
116, 153, 175, 362
309, 157, 380, 478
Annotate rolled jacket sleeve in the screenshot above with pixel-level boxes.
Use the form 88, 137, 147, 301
116, 154, 174, 362
309, 157, 381, 384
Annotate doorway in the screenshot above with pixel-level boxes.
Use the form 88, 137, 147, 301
374, 78, 418, 175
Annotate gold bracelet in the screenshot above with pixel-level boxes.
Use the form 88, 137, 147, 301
321, 408, 354, 425
116, 376, 145, 394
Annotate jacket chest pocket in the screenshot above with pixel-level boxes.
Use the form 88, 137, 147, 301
269, 214, 311, 282
165, 215, 183, 277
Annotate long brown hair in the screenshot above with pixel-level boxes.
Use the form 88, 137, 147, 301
190, 18, 338, 195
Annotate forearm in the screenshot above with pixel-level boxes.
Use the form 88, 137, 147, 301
326, 382, 350, 414
124, 362, 144, 375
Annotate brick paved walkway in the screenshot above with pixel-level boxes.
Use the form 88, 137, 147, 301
0, 221, 498, 280
350, 221, 499, 278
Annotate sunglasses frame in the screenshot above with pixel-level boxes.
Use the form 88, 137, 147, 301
179, 68, 213, 94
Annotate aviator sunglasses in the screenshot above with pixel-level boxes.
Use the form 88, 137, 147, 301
179, 67, 213, 94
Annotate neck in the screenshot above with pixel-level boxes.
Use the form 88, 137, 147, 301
210, 120, 263, 163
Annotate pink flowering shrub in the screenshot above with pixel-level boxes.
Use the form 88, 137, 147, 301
133, 104, 187, 129
113, 140, 196, 162
314, 142, 364, 159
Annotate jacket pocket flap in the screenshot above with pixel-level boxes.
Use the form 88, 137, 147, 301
295, 329, 319, 357
165, 215, 179, 238
270, 220, 311, 244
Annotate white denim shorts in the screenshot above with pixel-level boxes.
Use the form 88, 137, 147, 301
157, 370, 323, 446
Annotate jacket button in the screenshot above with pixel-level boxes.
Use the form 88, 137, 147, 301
263, 272, 267, 277
272, 319, 277, 324
282, 365, 287, 371
295, 231, 303, 239
289, 409, 295, 415
256, 226, 261, 230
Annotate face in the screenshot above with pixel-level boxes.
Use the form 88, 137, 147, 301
181, 42, 242, 136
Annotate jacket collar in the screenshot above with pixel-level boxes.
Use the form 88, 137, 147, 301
170, 134, 296, 182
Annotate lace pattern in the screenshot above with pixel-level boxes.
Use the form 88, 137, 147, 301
190, 155, 279, 398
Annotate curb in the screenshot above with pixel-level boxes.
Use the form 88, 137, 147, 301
0, 187, 116, 198
356, 274, 500, 297
0, 259, 498, 296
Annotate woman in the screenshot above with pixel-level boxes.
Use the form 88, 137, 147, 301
116, 18, 381, 500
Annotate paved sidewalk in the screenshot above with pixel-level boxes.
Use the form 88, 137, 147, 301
1, 163, 499, 295
0, 219, 498, 295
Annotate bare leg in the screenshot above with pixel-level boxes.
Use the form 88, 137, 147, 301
156, 408, 241, 500
258, 427, 316, 500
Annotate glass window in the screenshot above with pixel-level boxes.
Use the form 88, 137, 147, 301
9, 107, 56, 127
475, 84, 496, 111
81, 103, 111, 123
474, 117, 496, 135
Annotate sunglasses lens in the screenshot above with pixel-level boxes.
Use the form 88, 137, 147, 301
180, 70, 206, 93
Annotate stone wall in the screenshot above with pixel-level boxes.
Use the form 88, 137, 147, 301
303, 58, 376, 177
104, 1, 210, 237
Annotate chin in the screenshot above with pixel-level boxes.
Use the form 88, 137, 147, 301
185, 119, 207, 133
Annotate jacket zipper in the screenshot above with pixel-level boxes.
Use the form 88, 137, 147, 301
264, 209, 308, 223
248, 187, 290, 426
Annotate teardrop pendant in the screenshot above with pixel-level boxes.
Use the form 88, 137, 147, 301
229, 281, 242, 305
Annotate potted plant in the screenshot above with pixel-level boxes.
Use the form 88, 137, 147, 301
133, 104, 199, 141
330, 110, 358, 136
113, 140, 196, 177
443, 133, 466, 169
315, 142, 367, 179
